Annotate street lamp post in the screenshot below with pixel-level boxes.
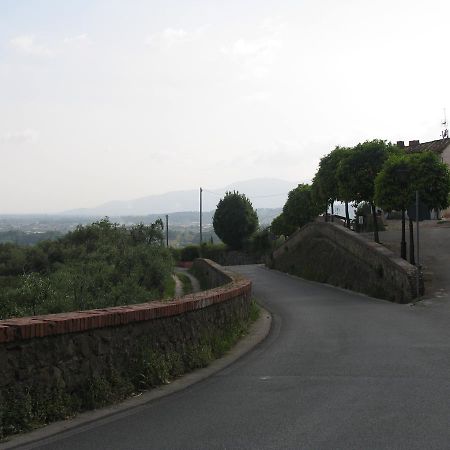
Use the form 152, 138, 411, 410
396, 166, 409, 260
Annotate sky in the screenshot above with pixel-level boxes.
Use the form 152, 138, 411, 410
1, 0, 450, 213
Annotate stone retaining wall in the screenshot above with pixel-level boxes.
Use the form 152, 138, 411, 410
270, 222, 421, 303
0, 259, 252, 438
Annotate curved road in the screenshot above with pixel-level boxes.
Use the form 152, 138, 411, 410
19, 266, 450, 449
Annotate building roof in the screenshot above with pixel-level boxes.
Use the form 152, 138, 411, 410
402, 138, 450, 155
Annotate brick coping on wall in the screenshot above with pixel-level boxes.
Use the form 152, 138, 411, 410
0, 259, 251, 344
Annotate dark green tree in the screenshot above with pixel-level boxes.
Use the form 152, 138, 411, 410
213, 191, 258, 250
409, 151, 450, 211
312, 146, 351, 224
375, 154, 414, 259
271, 184, 320, 237
375, 151, 450, 262
283, 184, 321, 229
270, 213, 294, 237
337, 140, 396, 243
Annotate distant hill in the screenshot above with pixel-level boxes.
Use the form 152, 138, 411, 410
61, 178, 297, 216
118, 208, 282, 227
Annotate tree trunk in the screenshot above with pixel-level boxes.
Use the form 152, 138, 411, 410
400, 209, 407, 260
325, 202, 329, 222
371, 202, 380, 243
331, 202, 334, 222
345, 201, 350, 228
409, 217, 415, 265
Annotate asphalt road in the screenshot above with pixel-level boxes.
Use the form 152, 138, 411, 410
18, 265, 450, 450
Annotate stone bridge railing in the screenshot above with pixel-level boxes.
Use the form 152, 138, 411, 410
270, 222, 421, 303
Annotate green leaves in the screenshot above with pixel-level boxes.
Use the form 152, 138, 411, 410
337, 140, 394, 205
0, 218, 174, 319
270, 184, 320, 236
375, 151, 450, 211
213, 191, 258, 250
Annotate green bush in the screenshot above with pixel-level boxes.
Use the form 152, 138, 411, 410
0, 218, 174, 319
180, 245, 200, 261
200, 243, 227, 261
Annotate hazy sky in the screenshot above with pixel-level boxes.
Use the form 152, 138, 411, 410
1, 0, 449, 213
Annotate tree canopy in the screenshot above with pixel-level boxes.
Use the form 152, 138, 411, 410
313, 146, 351, 208
212, 191, 258, 250
375, 151, 450, 212
337, 140, 396, 205
270, 184, 320, 236
337, 139, 396, 242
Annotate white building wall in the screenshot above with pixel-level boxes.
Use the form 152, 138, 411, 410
441, 144, 450, 218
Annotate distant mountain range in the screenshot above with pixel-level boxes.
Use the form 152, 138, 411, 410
62, 178, 297, 217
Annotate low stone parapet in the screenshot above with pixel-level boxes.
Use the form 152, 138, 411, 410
0, 259, 252, 438
271, 222, 421, 303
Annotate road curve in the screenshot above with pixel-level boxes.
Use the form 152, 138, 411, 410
18, 265, 450, 449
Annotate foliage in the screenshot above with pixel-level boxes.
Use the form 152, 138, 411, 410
375, 152, 450, 212
180, 245, 200, 261
270, 212, 295, 237
271, 184, 320, 236
200, 243, 228, 261
0, 218, 174, 319
375, 151, 450, 259
175, 272, 193, 295
283, 184, 321, 228
312, 146, 352, 208
213, 191, 258, 250
247, 227, 273, 257
409, 152, 450, 210
337, 140, 396, 241
375, 154, 416, 212
337, 140, 396, 205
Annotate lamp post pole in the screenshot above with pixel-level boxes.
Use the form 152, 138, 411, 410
199, 187, 203, 246
397, 166, 409, 260
416, 190, 420, 298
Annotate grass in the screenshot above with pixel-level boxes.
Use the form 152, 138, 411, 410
0, 298, 261, 441
163, 276, 176, 299
175, 272, 193, 295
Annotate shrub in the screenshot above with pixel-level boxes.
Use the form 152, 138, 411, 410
180, 245, 200, 261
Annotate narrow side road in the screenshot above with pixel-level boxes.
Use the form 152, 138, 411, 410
11, 265, 450, 449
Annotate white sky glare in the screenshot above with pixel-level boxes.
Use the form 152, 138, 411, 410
1, 0, 449, 213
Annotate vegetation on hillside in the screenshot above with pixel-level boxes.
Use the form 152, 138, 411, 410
0, 218, 174, 320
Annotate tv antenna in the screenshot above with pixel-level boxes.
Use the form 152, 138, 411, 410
442, 108, 449, 139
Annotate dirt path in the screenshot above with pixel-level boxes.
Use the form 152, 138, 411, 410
173, 268, 201, 297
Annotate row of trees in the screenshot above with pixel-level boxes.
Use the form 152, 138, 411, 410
270, 139, 450, 261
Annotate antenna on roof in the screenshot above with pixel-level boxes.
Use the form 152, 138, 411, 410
442, 108, 449, 139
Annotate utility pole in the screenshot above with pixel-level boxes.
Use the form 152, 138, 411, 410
165, 215, 169, 247
199, 187, 203, 246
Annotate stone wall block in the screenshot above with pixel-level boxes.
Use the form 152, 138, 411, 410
272, 222, 421, 303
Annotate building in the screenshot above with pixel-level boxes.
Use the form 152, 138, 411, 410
398, 138, 450, 218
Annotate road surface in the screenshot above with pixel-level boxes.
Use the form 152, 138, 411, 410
17, 265, 450, 449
